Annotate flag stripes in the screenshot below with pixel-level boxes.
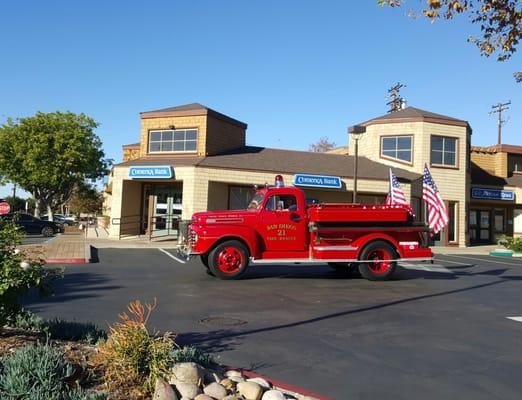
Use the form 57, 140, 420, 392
422, 164, 449, 235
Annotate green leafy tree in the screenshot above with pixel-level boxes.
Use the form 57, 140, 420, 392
4, 196, 27, 213
67, 184, 103, 215
378, 0, 522, 64
309, 137, 337, 152
0, 112, 109, 218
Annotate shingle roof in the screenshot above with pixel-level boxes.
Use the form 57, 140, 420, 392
122, 143, 140, 149
471, 163, 522, 187
140, 103, 247, 129
361, 106, 469, 128
114, 146, 420, 182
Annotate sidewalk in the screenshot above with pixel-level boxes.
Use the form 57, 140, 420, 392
21, 230, 90, 264
432, 244, 498, 255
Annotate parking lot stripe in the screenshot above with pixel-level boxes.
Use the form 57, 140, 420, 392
443, 254, 522, 266
506, 317, 522, 322
433, 257, 473, 265
400, 263, 453, 273
159, 248, 187, 264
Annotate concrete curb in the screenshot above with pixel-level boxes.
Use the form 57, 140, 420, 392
46, 258, 87, 264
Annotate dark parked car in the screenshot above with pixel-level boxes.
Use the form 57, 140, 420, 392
0, 213, 64, 237
42, 214, 76, 226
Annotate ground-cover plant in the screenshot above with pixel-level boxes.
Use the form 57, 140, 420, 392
96, 299, 175, 397
46, 318, 107, 345
171, 344, 214, 367
498, 235, 522, 252
0, 343, 105, 400
0, 220, 61, 326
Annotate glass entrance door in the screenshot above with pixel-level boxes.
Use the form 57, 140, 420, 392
152, 188, 172, 237
469, 210, 491, 244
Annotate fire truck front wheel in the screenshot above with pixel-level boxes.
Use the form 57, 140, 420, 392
358, 240, 397, 281
208, 240, 250, 280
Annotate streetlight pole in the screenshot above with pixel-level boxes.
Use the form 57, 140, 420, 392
348, 125, 366, 203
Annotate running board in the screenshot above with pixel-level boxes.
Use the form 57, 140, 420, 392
249, 257, 433, 264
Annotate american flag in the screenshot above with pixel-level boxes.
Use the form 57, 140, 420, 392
423, 164, 449, 234
385, 169, 409, 208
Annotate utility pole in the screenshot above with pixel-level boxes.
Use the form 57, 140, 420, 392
490, 101, 511, 145
387, 82, 406, 113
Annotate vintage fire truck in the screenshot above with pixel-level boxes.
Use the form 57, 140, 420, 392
179, 175, 433, 280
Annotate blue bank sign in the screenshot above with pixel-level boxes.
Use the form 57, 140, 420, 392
129, 166, 173, 179
471, 187, 515, 201
293, 174, 342, 189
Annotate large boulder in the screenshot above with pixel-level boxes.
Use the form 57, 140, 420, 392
203, 382, 228, 399
170, 362, 205, 385
153, 377, 179, 400
175, 382, 202, 399
237, 381, 263, 400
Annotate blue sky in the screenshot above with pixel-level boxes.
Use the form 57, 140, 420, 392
0, 0, 521, 198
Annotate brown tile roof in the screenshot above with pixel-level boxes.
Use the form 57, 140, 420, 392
122, 143, 140, 149
114, 146, 420, 182
471, 163, 522, 187
139, 103, 247, 129
472, 144, 522, 155
361, 106, 470, 128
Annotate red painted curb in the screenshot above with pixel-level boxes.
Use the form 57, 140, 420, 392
225, 366, 334, 400
45, 258, 87, 264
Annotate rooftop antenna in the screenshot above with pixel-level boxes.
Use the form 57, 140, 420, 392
489, 101, 511, 145
386, 82, 406, 113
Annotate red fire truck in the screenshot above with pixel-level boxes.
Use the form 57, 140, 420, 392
179, 176, 432, 280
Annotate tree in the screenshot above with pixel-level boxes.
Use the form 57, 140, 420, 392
515, 71, 522, 82
0, 112, 109, 218
67, 184, 103, 215
309, 137, 337, 152
4, 196, 27, 213
378, 1, 522, 62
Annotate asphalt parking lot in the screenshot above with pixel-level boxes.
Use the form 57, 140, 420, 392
25, 249, 522, 400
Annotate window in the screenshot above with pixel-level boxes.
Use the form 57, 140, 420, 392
229, 186, 255, 210
431, 136, 457, 167
149, 129, 197, 153
381, 136, 412, 163
265, 195, 297, 211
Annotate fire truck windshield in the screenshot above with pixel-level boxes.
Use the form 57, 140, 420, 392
247, 193, 264, 210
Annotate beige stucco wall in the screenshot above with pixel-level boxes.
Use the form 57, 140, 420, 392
349, 121, 469, 246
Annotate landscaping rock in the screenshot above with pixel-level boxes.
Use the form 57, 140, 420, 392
170, 362, 205, 385
261, 390, 286, 400
237, 381, 263, 400
229, 375, 245, 383
203, 382, 228, 399
222, 396, 240, 400
154, 377, 179, 400
247, 377, 271, 390
175, 382, 202, 399
225, 370, 243, 378
220, 378, 236, 390
194, 395, 214, 400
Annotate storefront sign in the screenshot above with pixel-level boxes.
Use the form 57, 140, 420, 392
293, 174, 342, 189
129, 166, 173, 179
471, 188, 514, 201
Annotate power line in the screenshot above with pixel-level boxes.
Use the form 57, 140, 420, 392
489, 101, 511, 145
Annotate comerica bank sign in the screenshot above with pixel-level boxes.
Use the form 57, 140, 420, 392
129, 166, 173, 179
293, 174, 342, 189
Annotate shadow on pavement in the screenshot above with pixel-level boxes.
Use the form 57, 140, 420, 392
179, 276, 518, 356
22, 272, 121, 311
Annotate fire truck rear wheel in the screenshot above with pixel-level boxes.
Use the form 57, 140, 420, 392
208, 240, 249, 280
358, 240, 397, 281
